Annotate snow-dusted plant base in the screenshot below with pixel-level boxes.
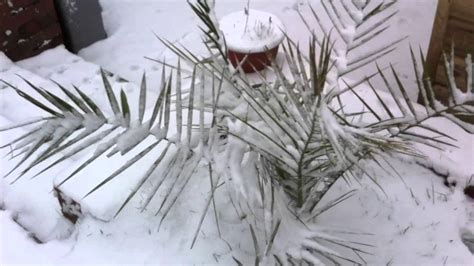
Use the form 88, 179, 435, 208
1, 0, 473, 265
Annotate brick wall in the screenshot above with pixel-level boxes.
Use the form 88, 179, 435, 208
0, 0, 63, 61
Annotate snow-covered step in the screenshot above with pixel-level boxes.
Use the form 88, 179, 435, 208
16, 45, 129, 89
15, 46, 160, 114
0, 53, 61, 122
0, 114, 74, 243
1, 46, 164, 126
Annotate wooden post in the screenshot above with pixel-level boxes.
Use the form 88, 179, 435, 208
424, 0, 452, 81
422, 0, 474, 105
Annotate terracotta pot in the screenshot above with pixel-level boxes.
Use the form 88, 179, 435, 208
219, 9, 285, 74
228, 45, 280, 73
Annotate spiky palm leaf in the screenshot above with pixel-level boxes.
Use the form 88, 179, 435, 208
189, 0, 227, 61
338, 46, 474, 141
296, 0, 406, 83
0, 67, 207, 220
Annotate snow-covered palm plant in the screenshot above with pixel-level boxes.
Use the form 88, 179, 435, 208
159, 0, 474, 263
1, 0, 474, 264
179, 0, 473, 214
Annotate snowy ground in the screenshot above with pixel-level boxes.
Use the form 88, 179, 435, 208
1, 0, 473, 265
80, 0, 437, 100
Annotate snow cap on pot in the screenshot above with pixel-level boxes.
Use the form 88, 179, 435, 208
220, 9, 286, 73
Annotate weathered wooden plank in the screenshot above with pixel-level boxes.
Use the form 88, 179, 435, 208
424, 0, 452, 82
450, 0, 474, 25
422, 0, 474, 108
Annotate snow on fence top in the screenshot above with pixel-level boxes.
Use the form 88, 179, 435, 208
219, 9, 285, 54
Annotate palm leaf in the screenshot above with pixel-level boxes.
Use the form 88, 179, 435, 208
100, 69, 121, 116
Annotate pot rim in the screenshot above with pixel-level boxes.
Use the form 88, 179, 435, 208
220, 9, 286, 54
227, 43, 281, 55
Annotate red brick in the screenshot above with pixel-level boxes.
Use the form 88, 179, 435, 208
0, 0, 62, 61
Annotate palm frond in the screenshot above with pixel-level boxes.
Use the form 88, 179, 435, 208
345, 46, 474, 139
299, 0, 404, 83
1, 65, 207, 225
188, 0, 227, 61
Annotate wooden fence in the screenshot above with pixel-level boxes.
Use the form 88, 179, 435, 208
424, 0, 474, 105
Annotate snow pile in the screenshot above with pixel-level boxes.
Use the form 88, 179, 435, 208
220, 9, 286, 53
353, 0, 367, 9
0, 116, 74, 245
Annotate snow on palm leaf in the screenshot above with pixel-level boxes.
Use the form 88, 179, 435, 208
0, 66, 208, 220
296, 0, 406, 86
